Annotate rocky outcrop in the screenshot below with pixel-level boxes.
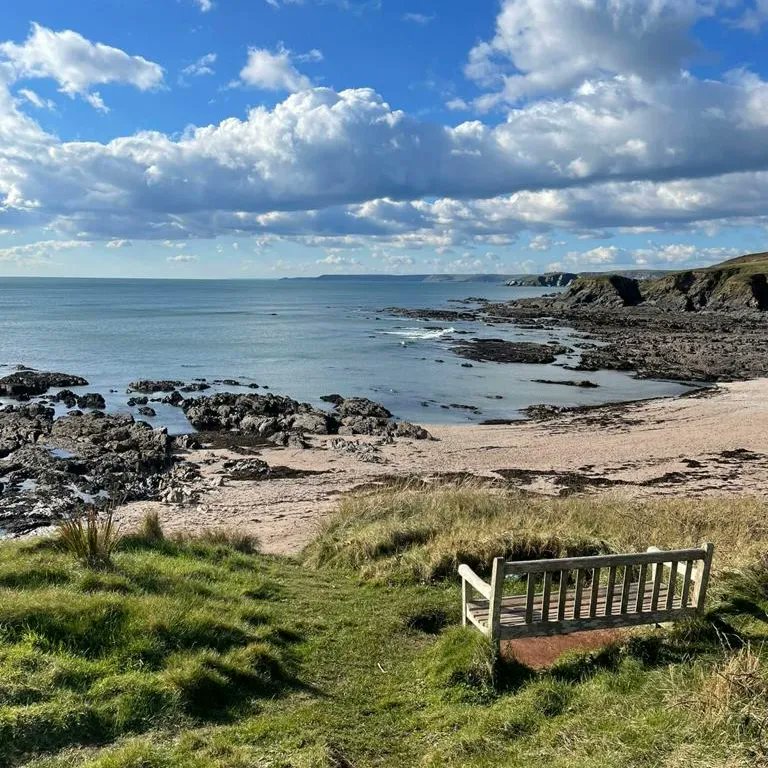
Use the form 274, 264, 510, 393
551, 253, 768, 314
0, 370, 88, 398
0, 404, 54, 458
0, 408, 172, 535
76, 392, 106, 410
506, 272, 577, 287
558, 275, 643, 308
128, 379, 184, 393
182, 392, 431, 442
452, 338, 569, 364
643, 269, 768, 312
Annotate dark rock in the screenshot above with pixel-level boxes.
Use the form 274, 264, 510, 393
222, 458, 270, 480
179, 382, 211, 393
320, 394, 345, 406
449, 403, 482, 414
383, 307, 478, 322
337, 397, 392, 420
76, 392, 106, 410
0, 371, 88, 398
137, 406, 157, 417
0, 403, 54, 458
128, 380, 183, 393
394, 421, 432, 440
53, 389, 78, 408
173, 434, 201, 450
0, 409, 171, 535
160, 391, 184, 407
532, 379, 600, 388
453, 338, 568, 364
181, 391, 429, 442
127, 396, 149, 406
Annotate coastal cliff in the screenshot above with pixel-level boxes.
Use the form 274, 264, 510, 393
558, 252, 768, 312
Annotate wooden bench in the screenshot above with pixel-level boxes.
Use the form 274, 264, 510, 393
459, 544, 714, 646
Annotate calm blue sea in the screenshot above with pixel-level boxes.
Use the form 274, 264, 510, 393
0, 277, 691, 433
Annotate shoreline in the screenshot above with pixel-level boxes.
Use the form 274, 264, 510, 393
114, 378, 768, 555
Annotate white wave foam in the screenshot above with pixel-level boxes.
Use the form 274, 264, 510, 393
382, 326, 456, 341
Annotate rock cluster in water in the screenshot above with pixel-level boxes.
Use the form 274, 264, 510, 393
452, 338, 570, 364
0, 370, 88, 398
182, 392, 431, 443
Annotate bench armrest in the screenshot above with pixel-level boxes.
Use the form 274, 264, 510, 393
458, 564, 492, 599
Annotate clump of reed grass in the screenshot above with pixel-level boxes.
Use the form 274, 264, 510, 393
57, 507, 121, 569
139, 510, 165, 543
186, 528, 261, 555
683, 645, 768, 762
304, 483, 768, 583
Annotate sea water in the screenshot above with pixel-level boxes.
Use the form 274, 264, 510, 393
0, 276, 691, 433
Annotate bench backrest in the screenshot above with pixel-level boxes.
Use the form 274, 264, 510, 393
460, 543, 714, 641
492, 544, 713, 628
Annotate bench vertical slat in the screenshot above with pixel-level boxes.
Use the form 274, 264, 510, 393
557, 569, 568, 621
680, 559, 694, 608
525, 573, 535, 624
541, 571, 552, 622
665, 560, 678, 610
693, 542, 714, 611
651, 559, 663, 611
488, 557, 505, 642
604, 565, 617, 616
635, 563, 648, 614
573, 569, 584, 619
589, 567, 601, 617
620, 565, 632, 614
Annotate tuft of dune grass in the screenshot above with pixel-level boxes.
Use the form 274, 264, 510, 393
303, 483, 768, 582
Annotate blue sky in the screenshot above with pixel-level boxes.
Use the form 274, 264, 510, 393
0, 0, 767, 278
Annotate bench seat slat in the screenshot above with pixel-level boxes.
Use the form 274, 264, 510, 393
467, 581, 676, 629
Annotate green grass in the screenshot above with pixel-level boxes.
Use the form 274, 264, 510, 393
2, 490, 768, 767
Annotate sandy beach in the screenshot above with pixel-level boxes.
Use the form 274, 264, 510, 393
117, 378, 768, 554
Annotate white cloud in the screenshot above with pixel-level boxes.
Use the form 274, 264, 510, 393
181, 53, 217, 79
167, 253, 197, 263
0, 239, 88, 264
402, 13, 434, 25
106, 239, 132, 248
5, 73, 767, 243
296, 49, 324, 63
194, 0, 214, 11
316, 252, 360, 267
16, 87, 54, 110
466, 0, 715, 107
239, 45, 312, 92
0, 11, 767, 257
264, 0, 380, 9
557, 242, 742, 270
0, 23, 163, 111
732, 0, 768, 30
528, 234, 552, 251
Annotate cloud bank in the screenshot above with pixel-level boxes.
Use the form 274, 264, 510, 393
0, 6, 766, 272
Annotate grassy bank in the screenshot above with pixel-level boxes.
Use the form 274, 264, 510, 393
1, 489, 767, 767
304, 485, 768, 582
